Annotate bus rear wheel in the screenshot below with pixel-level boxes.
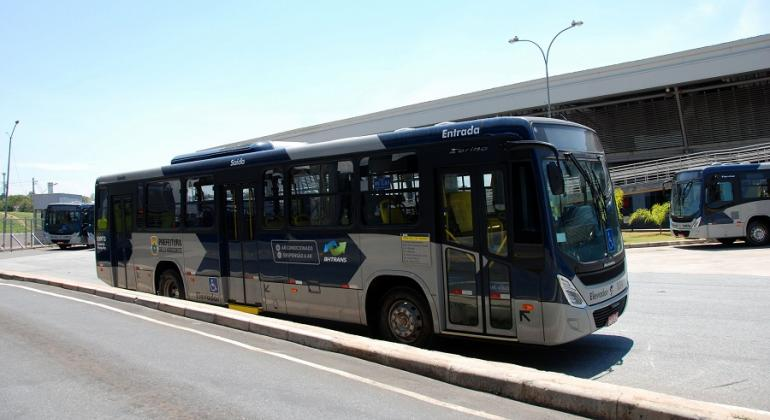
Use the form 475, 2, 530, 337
746, 220, 769, 246
158, 269, 185, 299
379, 287, 433, 347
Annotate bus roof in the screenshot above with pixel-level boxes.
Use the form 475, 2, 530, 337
96, 117, 594, 185
47, 203, 93, 209
675, 162, 770, 177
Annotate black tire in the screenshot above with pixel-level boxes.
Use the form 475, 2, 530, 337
158, 269, 185, 299
717, 238, 736, 245
58, 244, 70, 250
378, 287, 433, 347
746, 220, 770, 246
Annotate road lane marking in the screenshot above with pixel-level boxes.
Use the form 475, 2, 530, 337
0, 282, 507, 420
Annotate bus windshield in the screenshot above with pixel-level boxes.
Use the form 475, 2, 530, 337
46, 207, 81, 231
671, 179, 702, 219
544, 156, 622, 263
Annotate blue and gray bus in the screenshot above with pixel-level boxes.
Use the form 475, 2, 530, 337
670, 162, 770, 246
44, 203, 95, 249
95, 117, 628, 346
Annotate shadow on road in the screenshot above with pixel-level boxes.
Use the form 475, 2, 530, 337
672, 241, 769, 251
265, 312, 632, 379
431, 333, 633, 379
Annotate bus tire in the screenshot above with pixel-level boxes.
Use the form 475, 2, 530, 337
158, 269, 185, 299
58, 244, 70, 250
379, 287, 433, 347
746, 220, 769, 246
717, 238, 736, 246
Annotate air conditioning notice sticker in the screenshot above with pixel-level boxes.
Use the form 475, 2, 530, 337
401, 234, 430, 266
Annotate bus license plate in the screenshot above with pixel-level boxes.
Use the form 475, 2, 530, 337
607, 312, 619, 326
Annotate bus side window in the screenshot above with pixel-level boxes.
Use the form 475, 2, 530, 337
707, 176, 735, 207
360, 153, 420, 226
512, 162, 542, 243
740, 172, 770, 200
146, 179, 182, 229
289, 161, 353, 227
185, 177, 215, 228
263, 169, 285, 228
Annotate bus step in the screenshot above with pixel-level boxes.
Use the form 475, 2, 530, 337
228, 303, 261, 315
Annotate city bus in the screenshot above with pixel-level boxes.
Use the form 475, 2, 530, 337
44, 203, 95, 249
670, 162, 770, 246
94, 117, 628, 346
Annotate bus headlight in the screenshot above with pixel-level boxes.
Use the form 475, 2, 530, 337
558, 275, 587, 309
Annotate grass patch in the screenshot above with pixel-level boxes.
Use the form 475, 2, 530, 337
622, 230, 693, 244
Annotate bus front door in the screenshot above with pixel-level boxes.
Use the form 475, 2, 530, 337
222, 185, 262, 306
439, 168, 516, 338
110, 195, 136, 290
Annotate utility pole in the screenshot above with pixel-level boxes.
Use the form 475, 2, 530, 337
32, 177, 36, 195
2, 120, 20, 249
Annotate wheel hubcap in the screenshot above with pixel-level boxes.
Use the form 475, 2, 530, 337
389, 301, 422, 342
751, 225, 767, 243
163, 278, 179, 298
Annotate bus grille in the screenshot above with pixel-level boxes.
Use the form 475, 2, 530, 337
578, 262, 625, 286
593, 296, 627, 328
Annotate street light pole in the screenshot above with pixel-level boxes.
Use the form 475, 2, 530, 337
508, 20, 583, 118
2, 120, 19, 249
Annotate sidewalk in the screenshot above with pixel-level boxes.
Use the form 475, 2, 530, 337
1, 269, 767, 419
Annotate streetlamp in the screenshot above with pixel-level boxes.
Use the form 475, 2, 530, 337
3, 120, 19, 248
508, 20, 583, 118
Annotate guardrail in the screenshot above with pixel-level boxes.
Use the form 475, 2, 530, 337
610, 142, 770, 188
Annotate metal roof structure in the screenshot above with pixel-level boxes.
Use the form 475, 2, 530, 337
215, 34, 770, 154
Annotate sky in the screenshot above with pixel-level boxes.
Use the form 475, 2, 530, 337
1, 0, 768, 197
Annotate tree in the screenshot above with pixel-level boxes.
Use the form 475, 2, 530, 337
628, 202, 671, 233
5, 195, 33, 212
649, 202, 671, 233
614, 187, 624, 221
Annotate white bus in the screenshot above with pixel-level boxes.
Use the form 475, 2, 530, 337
670, 162, 770, 246
95, 117, 628, 346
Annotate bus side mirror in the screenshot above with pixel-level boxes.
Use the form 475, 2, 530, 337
546, 162, 564, 196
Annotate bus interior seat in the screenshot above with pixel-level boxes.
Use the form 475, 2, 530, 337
379, 198, 406, 224
447, 191, 473, 235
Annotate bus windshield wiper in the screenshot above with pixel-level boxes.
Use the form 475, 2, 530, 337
565, 153, 607, 224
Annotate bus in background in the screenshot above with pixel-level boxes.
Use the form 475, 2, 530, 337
44, 203, 95, 249
670, 162, 770, 246
95, 117, 628, 346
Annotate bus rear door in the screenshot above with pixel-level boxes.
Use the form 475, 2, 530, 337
111, 195, 136, 290
222, 185, 262, 306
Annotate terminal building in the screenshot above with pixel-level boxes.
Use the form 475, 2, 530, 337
222, 34, 770, 217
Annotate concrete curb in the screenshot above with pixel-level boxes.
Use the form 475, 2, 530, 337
624, 239, 709, 249
2, 270, 768, 420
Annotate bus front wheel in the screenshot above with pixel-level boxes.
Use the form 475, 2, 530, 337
158, 269, 185, 299
379, 287, 433, 347
746, 220, 769, 246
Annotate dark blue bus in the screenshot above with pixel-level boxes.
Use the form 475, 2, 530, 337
95, 117, 628, 346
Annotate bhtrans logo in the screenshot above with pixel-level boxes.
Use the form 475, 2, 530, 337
230, 157, 246, 167
322, 240, 348, 263
441, 124, 480, 139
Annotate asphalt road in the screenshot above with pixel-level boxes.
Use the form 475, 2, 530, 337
0, 280, 576, 420
1, 243, 769, 411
